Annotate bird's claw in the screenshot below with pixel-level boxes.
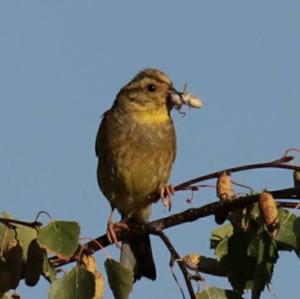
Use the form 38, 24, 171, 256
107, 221, 128, 247
160, 184, 175, 211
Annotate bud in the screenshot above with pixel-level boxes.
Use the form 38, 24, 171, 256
182, 253, 201, 271
215, 172, 236, 224
259, 192, 279, 235
217, 172, 235, 201
293, 170, 300, 187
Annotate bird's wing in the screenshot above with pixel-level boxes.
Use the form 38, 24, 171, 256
95, 112, 107, 157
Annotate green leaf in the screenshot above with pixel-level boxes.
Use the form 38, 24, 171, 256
43, 253, 56, 282
220, 231, 256, 292
24, 239, 45, 286
37, 221, 80, 259
0, 213, 17, 253
0, 241, 23, 293
0, 212, 37, 260
15, 225, 37, 260
0, 293, 16, 299
105, 258, 133, 299
215, 239, 229, 261
196, 286, 244, 299
294, 217, 300, 257
274, 208, 298, 250
48, 266, 95, 299
210, 223, 233, 249
252, 233, 278, 299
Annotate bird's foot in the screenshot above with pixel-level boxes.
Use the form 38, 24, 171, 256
107, 220, 128, 246
160, 184, 175, 211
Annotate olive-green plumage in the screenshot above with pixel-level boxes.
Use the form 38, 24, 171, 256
95, 69, 177, 280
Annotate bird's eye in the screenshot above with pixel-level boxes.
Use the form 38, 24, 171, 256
147, 83, 156, 92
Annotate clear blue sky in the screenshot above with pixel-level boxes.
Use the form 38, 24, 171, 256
0, 1, 300, 298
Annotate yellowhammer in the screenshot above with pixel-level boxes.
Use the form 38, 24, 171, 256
95, 68, 201, 281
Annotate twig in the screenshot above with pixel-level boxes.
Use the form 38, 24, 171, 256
34, 210, 52, 223
195, 256, 226, 277
170, 266, 186, 299
174, 155, 297, 191
79, 237, 110, 259
0, 217, 42, 228
277, 201, 300, 209
147, 224, 196, 299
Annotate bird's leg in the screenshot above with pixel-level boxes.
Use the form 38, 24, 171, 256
160, 184, 175, 211
107, 208, 128, 245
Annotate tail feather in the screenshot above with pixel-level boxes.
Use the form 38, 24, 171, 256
120, 234, 156, 281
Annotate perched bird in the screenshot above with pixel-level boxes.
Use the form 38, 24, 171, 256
95, 69, 185, 281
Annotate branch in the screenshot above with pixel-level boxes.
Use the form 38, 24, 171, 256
51, 187, 300, 268
0, 217, 42, 229
195, 256, 226, 277
174, 155, 298, 191
148, 224, 196, 299
126, 155, 299, 218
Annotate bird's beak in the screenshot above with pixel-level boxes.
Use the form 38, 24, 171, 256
168, 88, 202, 110
168, 88, 184, 108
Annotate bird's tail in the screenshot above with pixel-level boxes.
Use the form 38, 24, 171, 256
120, 233, 156, 281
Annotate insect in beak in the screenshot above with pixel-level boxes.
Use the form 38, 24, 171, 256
169, 86, 202, 111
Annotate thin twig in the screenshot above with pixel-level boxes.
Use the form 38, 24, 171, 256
147, 224, 196, 299
174, 155, 297, 191
34, 210, 52, 223
0, 217, 42, 228
277, 201, 300, 209
231, 180, 255, 193
170, 266, 186, 299
79, 237, 110, 259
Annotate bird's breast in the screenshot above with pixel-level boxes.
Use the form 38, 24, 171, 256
97, 112, 176, 215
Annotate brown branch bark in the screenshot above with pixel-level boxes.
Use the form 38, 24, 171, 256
0, 217, 42, 228
196, 256, 227, 277
51, 186, 300, 268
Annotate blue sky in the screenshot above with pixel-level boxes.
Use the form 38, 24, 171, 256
0, 1, 300, 298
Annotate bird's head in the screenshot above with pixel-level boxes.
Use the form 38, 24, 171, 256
115, 69, 182, 123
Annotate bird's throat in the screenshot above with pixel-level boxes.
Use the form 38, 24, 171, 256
134, 109, 170, 124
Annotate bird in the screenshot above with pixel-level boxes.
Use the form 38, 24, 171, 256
95, 68, 181, 281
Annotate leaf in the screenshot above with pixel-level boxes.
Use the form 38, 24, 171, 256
0, 213, 17, 254
196, 286, 244, 299
93, 272, 104, 299
24, 239, 45, 286
294, 217, 300, 257
0, 293, 16, 299
215, 239, 229, 261
82, 255, 104, 299
37, 221, 80, 260
42, 253, 56, 282
15, 225, 37, 259
252, 233, 278, 299
82, 254, 97, 274
274, 208, 298, 250
48, 266, 95, 299
0, 212, 37, 260
210, 223, 233, 249
0, 241, 23, 292
104, 258, 133, 299
219, 231, 257, 292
